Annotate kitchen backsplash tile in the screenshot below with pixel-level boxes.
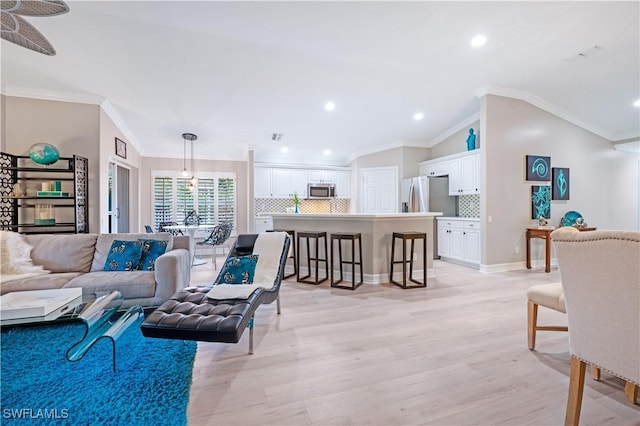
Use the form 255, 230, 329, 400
458, 194, 480, 217
256, 198, 350, 214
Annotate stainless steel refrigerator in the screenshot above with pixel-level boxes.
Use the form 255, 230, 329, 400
401, 176, 457, 258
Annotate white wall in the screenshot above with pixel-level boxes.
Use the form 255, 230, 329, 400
2, 95, 102, 233
99, 108, 142, 233
481, 95, 639, 268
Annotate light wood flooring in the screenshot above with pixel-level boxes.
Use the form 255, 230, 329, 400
185, 257, 639, 426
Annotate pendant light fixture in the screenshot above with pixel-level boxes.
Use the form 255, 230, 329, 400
181, 132, 197, 190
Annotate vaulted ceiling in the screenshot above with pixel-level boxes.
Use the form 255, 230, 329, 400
2, 1, 638, 166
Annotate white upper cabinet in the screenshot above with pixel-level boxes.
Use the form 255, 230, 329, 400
272, 168, 309, 198
290, 169, 309, 198
419, 150, 480, 196
420, 160, 449, 177
308, 169, 336, 183
254, 166, 349, 199
272, 168, 293, 198
334, 171, 350, 198
254, 167, 273, 198
459, 153, 479, 194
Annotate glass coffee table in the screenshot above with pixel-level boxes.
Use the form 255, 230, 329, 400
0, 288, 143, 372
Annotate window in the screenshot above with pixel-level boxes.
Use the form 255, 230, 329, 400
152, 171, 236, 233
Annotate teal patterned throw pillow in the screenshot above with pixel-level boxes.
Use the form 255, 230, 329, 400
103, 240, 144, 271
217, 255, 259, 284
137, 239, 168, 271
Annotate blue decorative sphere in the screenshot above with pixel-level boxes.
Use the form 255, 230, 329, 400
560, 211, 583, 227
28, 143, 60, 165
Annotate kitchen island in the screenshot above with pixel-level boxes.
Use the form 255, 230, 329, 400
267, 213, 442, 284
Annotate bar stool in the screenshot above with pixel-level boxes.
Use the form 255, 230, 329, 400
330, 232, 363, 290
389, 231, 427, 289
267, 229, 297, 279
297, 231, 328, 284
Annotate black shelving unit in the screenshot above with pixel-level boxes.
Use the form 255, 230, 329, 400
0, 152, 89, 234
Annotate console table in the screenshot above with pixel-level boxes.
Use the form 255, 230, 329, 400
526, 227, 596, 272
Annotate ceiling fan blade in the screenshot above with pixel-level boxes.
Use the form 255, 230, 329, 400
0, 13, 55, 55
1, 0, 69, 16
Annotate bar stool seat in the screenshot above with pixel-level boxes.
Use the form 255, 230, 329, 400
330, 232, 363, 290
389, 231, 427, 289
297, 231, 328, 285
267, 229, 297, 279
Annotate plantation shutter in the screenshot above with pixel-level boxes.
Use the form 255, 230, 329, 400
175, 178, 195, 224
197, 178, 216, 225
152, 172, 236, 231
153, 177, 173, 231
217, 178, 235, 226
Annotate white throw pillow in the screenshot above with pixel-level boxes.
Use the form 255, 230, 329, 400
0, 230, 49, 275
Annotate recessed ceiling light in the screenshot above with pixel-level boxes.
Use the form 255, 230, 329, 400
471, 35, 487, 47
280, 146, 289, 154
413, 112, 424, 121
323, 149, 332, 156
634, 99, 640, 108
324, 102, 335, 111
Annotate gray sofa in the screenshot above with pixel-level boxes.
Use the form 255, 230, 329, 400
0, 233, 191, 308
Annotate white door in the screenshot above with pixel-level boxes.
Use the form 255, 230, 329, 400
360, 167, 398, 214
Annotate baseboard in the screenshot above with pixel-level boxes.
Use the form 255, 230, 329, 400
478, 258, 558, 273
294, 267, 435, 284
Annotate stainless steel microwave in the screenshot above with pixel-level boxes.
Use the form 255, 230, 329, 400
307, 183, 336, 199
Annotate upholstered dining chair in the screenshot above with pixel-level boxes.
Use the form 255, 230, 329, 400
526, 282, 567, 350
551, 227, 639, 426
196, 222, 233, 269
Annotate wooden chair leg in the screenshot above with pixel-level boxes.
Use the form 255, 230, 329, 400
528, 301, 538, 350
565, 356, 586, 426
625, 381, 639, 404
590, 365, 601, 381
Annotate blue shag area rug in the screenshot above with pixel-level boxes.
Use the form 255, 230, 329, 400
1, 318, 197, 426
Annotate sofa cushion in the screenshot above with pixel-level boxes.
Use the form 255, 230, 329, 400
24, 234, 98, 273
103, 240, 144, 271
0, 231, 49, 275
91, 233, 173, 272
0, 272, 83, 295
65, 271, 156, 299
137, 239, 168, 271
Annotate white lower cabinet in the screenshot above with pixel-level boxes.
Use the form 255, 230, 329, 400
437, 218, 480, 265
254, 216, 273, 233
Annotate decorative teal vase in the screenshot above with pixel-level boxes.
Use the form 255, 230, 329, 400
294, 204, 299, 213
466, 128, 476, 151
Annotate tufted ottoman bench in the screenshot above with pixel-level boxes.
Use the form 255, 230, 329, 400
140, 232, 290, 354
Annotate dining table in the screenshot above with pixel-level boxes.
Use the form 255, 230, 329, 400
162, 224, 213, 266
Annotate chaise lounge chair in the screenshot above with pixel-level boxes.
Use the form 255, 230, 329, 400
140, 232, 290, 354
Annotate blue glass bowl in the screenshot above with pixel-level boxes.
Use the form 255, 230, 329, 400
559, 211, 583, 227
28, 143, 60, 166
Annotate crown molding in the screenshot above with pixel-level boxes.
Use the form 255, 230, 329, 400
475, 85, 617, 141
99, 100, 143, 155
0, 85, 105, 105
0, 85, 146, 155
426, 112, 481, 148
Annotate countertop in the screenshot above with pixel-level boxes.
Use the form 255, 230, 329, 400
267, 212, 442, 220
438, 216, 480, 221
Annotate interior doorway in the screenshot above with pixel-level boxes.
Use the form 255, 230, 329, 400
108, 162, 130, 233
